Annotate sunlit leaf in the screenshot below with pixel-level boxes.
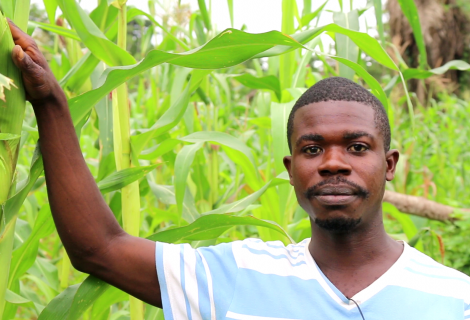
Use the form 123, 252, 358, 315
147, 214, 293, 243
97, 164, 160, 194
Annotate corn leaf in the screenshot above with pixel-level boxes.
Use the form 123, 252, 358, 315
403, 60, 470, 80
396, 0, 427, 69
37, 276, 109, 320
97, 164, 160, 194
68, 29, 303, 126
57, 0, 136, 66
147, 214, 293, 243
233, 74, 282, 101
174, 142, 204, 217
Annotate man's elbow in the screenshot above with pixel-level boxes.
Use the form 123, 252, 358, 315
67, 244, 110, 275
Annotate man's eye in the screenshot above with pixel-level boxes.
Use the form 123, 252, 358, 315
304, 146, 322, 154
348, 144, 368, 152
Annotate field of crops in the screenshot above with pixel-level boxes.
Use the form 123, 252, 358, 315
1, 0, 470, 319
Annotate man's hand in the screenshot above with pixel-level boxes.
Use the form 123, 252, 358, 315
8, 19, 64, 104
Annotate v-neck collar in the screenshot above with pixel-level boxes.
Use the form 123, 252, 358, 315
303, 238, 409, 310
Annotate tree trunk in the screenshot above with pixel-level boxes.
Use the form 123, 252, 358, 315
387, 0, 470, 103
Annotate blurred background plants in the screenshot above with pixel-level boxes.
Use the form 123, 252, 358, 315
0, 0, 470, 319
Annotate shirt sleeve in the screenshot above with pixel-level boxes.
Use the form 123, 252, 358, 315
155, 241, 239, 320
465, 303, 470, 320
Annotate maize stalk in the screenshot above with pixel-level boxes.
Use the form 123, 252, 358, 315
112, 1, 144, 319
0, 10, 26, 318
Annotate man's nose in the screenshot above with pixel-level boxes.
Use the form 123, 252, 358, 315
317, 148, 352, 176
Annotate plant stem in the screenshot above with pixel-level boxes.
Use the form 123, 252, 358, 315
280, 0, 296, 92
113, 3, 144, 320
59, 249, 71, 289
0, 218, 17, 317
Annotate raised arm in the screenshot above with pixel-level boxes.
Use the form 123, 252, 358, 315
8, 20, 162, 308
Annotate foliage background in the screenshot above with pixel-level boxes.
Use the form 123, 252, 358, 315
0, 0, 469, 319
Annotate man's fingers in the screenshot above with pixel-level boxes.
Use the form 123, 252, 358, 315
7, 19, 32, 48
8, 20, 49, 70
12, 45, 41, 76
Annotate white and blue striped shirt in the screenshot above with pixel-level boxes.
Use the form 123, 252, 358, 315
155, 238, 470, 320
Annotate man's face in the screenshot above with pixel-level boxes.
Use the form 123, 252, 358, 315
283, 101, 399, 233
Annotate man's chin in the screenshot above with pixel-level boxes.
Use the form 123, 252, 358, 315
314, 216, 362, 233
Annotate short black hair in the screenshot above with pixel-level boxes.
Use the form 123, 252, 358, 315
287, 77, 391, 153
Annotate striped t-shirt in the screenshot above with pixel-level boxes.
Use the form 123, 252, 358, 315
155, 238, 470, 320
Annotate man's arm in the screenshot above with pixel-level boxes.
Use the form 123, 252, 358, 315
8, 21, 162, 308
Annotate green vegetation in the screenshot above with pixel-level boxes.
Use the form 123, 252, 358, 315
0, 0, 469, 319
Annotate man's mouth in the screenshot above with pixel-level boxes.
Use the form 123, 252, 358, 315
304, 177, 370, 205
313, 185, 359, 205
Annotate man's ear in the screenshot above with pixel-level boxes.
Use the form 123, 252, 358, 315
385, 149, 399, 181
283, 156, 294, 186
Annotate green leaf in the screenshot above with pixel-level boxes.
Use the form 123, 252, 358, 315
181, 131, 256, 170
90, 286, 127, 320
8, 205, 54, 286
37, 276, 109, 320
0, 133, 20, 140
202, 177, 289, 215
226, 0, 234, 27
396, 0, 427, 69
59, 52, 100, 92
5, 289, 33, 306
139, 139, 181, 160
300, 1, 327, 27
147, 214, 293, 243
271, 101, 294, 175
127, 8, 190, 50
403, 60, 470, 80
383, 202, 423, 251
174, 142, 204, 217
147, 182, 200, 223
373, 0, 385, 45
57, 0, 135, 66
233, 74, 282, 100
197, 0, 211, 30
43, 0, 59, 23
255, 23, 398, 71
27, 21, 80, 41
68, 29, 303, 127
97, 164, 160, 194
333, 10, 360, 80
4, 145, 43, 224
130, 75, 196, 157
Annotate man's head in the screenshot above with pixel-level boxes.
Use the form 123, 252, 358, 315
283, 77, 399, 234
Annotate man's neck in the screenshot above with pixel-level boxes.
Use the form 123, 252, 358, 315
308, 216, 402, 273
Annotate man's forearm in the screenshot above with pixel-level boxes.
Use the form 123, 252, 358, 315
34, 93, 124, 270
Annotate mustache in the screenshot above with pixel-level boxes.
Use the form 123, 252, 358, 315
304, 176, 370, 200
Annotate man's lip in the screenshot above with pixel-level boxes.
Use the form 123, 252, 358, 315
312, 184, 359, 205
314, 185, 358, 196
314, 194, 358, 205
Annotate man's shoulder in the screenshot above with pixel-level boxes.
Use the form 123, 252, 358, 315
406, 245, 470, 282
402, 244, 470, 301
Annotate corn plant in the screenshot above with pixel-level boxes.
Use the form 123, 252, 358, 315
1, 0, 469, 319
0, 7, 27, 317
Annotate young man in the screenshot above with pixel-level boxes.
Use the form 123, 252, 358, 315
7, 21, 470, 320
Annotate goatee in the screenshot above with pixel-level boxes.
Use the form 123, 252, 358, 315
314, 217, 362, 233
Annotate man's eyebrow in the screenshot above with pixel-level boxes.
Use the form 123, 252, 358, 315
295, 133, 324, 147
343, 131, 374, 140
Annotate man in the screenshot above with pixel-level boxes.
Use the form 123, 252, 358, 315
7, 21, 470, 320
